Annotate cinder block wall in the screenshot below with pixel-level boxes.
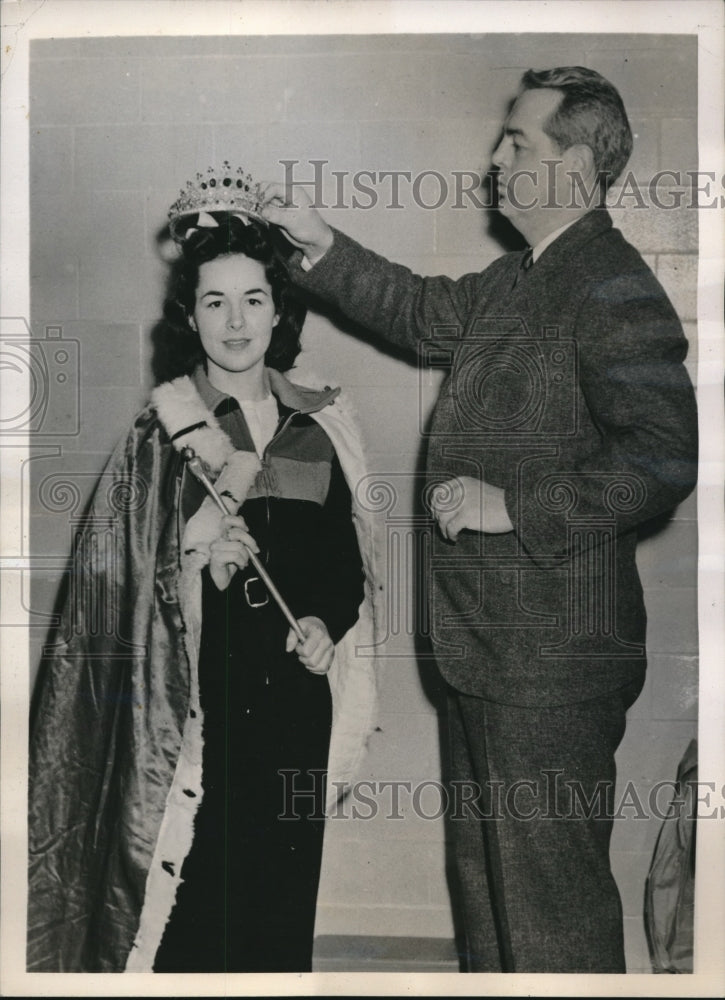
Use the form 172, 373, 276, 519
29, 33, 698, 973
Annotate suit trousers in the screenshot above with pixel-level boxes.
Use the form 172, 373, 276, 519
447, 678, 643, 973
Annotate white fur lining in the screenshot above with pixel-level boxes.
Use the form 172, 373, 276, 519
152, 376, 235, 474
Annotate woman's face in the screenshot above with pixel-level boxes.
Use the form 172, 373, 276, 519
191, 254, 279, 383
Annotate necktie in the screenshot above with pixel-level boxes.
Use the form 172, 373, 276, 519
512, 248, 533, 289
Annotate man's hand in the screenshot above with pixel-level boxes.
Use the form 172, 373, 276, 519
258, 182, 334, 265
208, 514, 260, 590
431, 476, 514, 541
286, 616, 335, 675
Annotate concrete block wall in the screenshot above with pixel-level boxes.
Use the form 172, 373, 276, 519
28, 33, 698, 972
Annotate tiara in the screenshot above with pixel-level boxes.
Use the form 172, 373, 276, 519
168, 162, 265, 240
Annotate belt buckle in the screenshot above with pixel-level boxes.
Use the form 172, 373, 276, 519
243, 575, 269, 608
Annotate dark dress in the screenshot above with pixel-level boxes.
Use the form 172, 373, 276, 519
154, 398, 364, 973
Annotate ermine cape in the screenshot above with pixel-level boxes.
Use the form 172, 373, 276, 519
28, 370, 384, 972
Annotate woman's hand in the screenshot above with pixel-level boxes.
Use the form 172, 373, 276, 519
208, 514, 259, 590
258, 182, 334, 265
286, 616, 335, 675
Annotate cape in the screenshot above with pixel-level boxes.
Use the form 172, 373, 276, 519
27, 370, 385, 973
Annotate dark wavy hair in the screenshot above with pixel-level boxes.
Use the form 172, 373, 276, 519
521, 66, 633, 193
152, 214, 306, 384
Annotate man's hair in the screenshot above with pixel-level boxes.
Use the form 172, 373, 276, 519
521, 66, 633, 191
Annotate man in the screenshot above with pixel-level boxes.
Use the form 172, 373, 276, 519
260, 66, 698, 973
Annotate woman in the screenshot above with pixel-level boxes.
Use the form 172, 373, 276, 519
27, 181, 381, 973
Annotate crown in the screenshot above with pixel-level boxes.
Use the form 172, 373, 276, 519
168, 162, 264, 240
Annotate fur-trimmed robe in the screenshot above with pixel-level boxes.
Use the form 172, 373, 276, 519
27, 370, 384, 973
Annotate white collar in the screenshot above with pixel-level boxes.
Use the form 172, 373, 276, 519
531, 217, 581, 263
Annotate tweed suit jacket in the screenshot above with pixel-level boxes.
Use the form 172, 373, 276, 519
291, 210, 698, 706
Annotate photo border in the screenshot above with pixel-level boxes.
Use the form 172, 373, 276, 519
2, 1, 723, 996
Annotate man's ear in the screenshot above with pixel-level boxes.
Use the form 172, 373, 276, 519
565, 143, 596, 185
273, 313, 280, 328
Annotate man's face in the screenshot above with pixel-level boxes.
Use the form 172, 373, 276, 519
491, 88, 569, 240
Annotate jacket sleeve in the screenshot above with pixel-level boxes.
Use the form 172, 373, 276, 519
296, 454, 366, 644
512, 270, 698, 561
290, 228, 485, 354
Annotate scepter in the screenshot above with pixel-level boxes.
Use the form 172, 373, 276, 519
182, 446, 305, 643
